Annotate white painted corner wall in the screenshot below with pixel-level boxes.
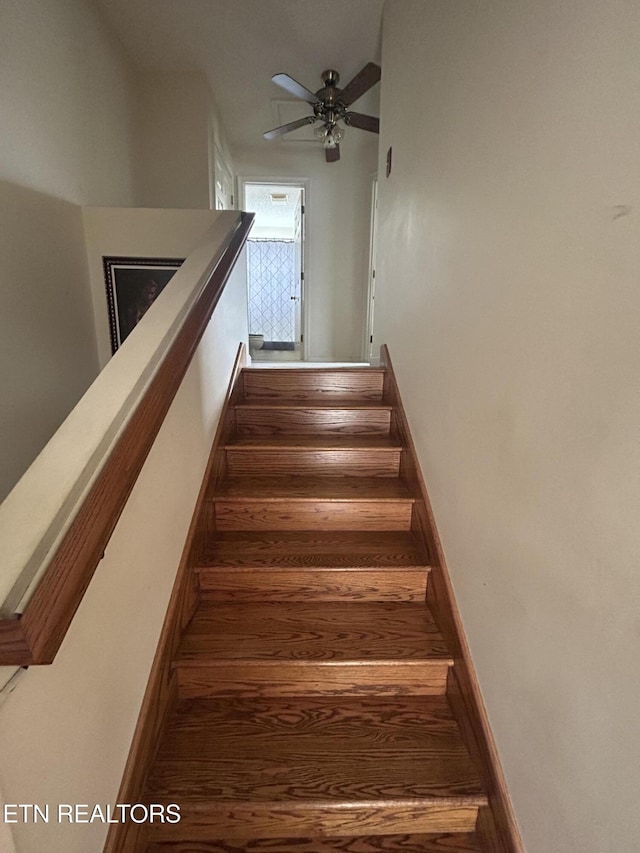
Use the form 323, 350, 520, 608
0, 0, 139, 502
375, 2, 640, 851
0, 249, 248, 853
0, 187, 101, 503
0, 0, 137, 207
134, 70, 212, 210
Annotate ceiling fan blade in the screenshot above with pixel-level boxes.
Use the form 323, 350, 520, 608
325, 144, 341, 163
339, 62, 381, 106
345, 112, 380, 134
272, 73, 319, 104
263, 116, 316, 140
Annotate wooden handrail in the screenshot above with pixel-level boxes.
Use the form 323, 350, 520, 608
0, 212, 254, 666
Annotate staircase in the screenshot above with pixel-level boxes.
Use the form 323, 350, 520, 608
143, 365, 490, 852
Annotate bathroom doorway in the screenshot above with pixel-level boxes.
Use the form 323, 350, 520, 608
241, 180, 306, 362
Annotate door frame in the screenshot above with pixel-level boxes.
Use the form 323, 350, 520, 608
213, 145, 234, 210
363, 174, 378, 363
239, 177, 310, 361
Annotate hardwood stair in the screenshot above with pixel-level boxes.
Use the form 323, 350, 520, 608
141, 366, 493, 851
173, 601, 452, 699
147, 836, 483, 852
145, 697, 485, 843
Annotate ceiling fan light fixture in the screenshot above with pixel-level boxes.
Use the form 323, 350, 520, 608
330, 124, 345, 144
314, 122, 344, 148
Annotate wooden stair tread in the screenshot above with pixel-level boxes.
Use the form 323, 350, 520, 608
225, 435, 404, 450
146, 833, 483, 852
144, 696, 487, 806
236, 398, 393, 410
198, 532, 428, 570
175, 602, 450, 664
214, 476, 414, 501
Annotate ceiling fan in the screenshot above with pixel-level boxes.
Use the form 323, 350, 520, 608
263, 62, 381, 162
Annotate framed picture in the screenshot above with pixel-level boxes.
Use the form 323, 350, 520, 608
103, 256, 184, 354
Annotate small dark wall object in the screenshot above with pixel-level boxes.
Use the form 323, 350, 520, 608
103, 257, 184, 354
386, 146, 393, 178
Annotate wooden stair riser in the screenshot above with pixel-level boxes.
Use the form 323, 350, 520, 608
242, 369, 385, 401
147, 804, 481, 843
175, 661, 451, 699
197, 531, 430, 571
214, 500, 413, 531
225, 448, 402, 478
235, 408, 391, 436
197, 568, 428, 602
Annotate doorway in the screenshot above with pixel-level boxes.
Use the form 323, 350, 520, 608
241, 181, 306, 362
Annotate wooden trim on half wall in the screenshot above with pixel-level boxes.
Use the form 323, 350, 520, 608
380, 344, 524, 853
103, 342, 247, 853
0, 213, 254, 668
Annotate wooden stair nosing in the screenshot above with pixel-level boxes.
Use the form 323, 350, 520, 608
195, 565, 430, 574
224, 435, 405, 450
145, 831, 484, 852
235, 400, 394, 410
147, 803, 483, 842
241, 367, 387, 374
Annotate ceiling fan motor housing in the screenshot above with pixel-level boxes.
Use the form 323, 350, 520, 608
315, 71, 348, 122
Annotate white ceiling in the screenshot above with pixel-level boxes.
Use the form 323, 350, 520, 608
245, 183, 302, 233
93, 0, 385, 149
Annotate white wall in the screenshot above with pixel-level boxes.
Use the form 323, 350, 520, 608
0, 249, 249, 853
0, 187, 100, 503
0, 0, 137, 206
375, 2, 640, 851
0, 0, 138, 502
135, 70, 212, 210
236, 142, 377, 361
0, 783, 18, 853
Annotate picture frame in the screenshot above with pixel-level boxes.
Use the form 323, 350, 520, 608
103, 256, 184, 354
